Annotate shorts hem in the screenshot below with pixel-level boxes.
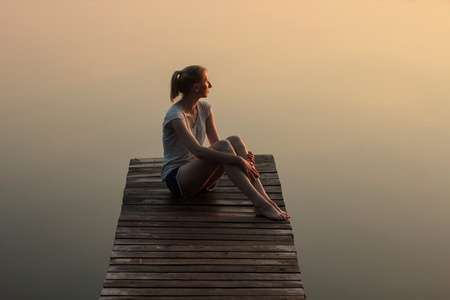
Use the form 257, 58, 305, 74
175, 166, 189, 198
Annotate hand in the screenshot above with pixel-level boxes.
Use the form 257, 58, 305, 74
247, 151, 255, 166
237, 156, 260, 182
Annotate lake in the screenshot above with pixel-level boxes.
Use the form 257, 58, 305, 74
1, 1, 449, 299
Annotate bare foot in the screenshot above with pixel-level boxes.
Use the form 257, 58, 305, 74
263, 197, 290, 219
254, 201, 288, 221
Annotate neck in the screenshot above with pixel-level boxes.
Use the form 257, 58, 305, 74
177, 94, 200, 113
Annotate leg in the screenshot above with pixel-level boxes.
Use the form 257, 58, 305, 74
226, 135, 290, 218
176, 141, 228, 197
203, 164, 225, 190
177, 139, 288, 221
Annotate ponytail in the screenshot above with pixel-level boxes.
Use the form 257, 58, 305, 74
169, 65, 207, 103
170, 71, 180, 103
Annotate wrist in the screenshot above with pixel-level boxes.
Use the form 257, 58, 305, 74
229, 155, 240, 165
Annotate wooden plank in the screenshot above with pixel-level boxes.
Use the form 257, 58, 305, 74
100, 154, 304, 299
121, 198, 285, 206
109, 258, 299, 266
101, 287, 304, 296
128, 154, 275, 165
100, 297, 304, 300
114, 238, 295, 248
107, 265, 301, 273
105, 272, 302, 281
126, 175, 280, 188
128, 163, 277, 174
112, 244, 297, 252
123, 185, 282, 195
110, 251, 298, 259
116, 220, 292, 229
120, 204, 288, 213
100, 296, 304, 300
114, 232, 294, 242
116, 226, 293, 235
123, 191, 284, 201
115, 227, 292, 237
103, 279, 302, 288
126, 172, 280, 180
118, 213, 290, 223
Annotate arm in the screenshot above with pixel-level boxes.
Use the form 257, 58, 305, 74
171, 113, 259, 181
204, 108, 255, 168
204, 108, 257, 179
170, 118, 238, 165
205, 109, 220, 145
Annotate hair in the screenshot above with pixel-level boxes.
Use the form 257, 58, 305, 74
170, 65, 207, 102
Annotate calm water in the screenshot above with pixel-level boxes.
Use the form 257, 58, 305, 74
1, 1, 449, 299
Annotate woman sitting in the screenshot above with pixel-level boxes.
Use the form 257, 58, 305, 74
161, 65, 289, 221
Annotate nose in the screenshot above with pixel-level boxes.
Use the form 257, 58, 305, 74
208, 81, 212, 88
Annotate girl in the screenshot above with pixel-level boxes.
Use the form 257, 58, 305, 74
161, 65, 289, 221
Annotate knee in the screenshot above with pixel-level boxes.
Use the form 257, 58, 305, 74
213, 139, 235, 154
226, 135, 243, 146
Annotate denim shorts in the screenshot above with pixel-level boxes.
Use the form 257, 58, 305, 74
165, 166, 218, 198
165, 167, 183, 197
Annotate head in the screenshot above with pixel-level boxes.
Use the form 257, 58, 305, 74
170, 65, 211, 102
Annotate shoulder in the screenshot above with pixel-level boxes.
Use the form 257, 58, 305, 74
165, 104, 184, 117
197, 100, 212, 117
198, 100, 211, 110
163, 104, 185, 127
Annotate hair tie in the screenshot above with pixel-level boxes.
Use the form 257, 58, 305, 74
178, 70, 182, 75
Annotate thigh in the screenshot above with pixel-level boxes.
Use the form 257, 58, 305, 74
204, 164, 225, 190
177, 139, 235, 196
177, 158, 222, 197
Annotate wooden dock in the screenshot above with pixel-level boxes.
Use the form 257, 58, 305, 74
100, 154, 305, 299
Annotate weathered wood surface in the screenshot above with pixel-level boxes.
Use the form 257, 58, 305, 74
100, 154, 305, 299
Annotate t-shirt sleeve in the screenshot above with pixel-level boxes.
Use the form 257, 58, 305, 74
198, 100, 212, 120
163, 106, 185, 128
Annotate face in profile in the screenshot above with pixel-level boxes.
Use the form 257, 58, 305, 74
197, 71, 212, 98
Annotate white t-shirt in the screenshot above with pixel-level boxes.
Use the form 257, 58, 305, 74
161, 100, 212, 180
